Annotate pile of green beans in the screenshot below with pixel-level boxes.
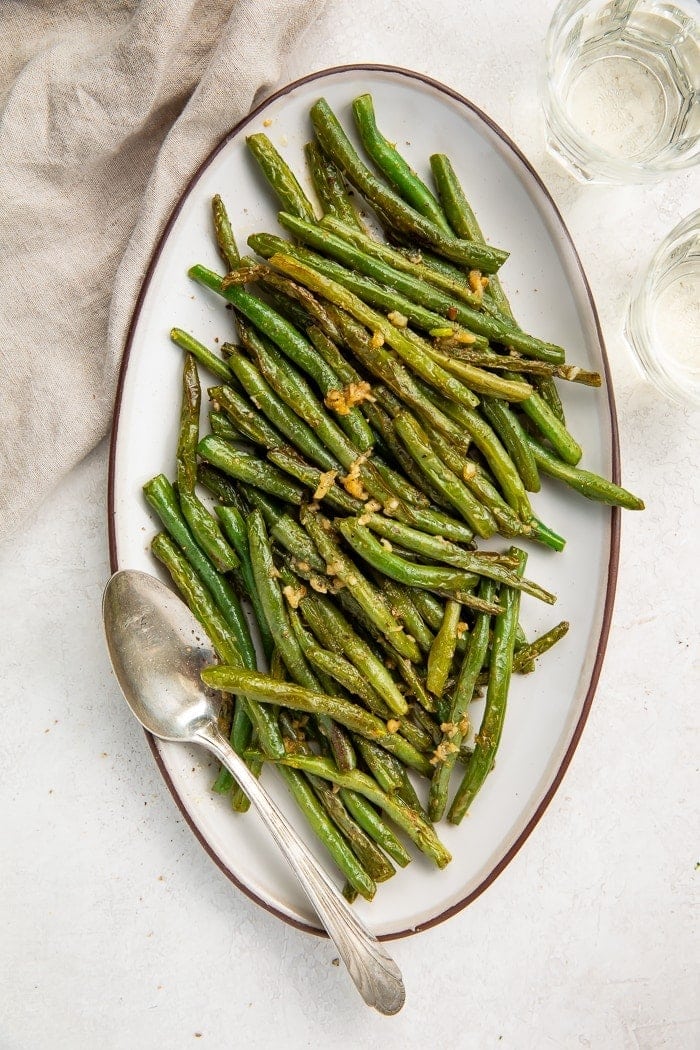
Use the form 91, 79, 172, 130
144, 95, 644, 900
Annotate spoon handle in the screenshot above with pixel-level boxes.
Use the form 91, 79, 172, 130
198, 723, 405, 1015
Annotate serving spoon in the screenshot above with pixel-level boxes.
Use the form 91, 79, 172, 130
102, 569, 405, 1015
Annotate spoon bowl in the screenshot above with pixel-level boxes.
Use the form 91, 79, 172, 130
102, 569, 405, 1015
103, 570, 221, 742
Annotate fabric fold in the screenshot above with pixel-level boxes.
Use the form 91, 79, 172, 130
0, 0, 323, 539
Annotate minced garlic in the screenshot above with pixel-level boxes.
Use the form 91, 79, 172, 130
313, 470, 337, 500
324, 381, 375, 415
282, 584, 306, 609
429, 741, 459, 765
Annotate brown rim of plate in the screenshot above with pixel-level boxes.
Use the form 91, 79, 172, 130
107, 63, 621, 942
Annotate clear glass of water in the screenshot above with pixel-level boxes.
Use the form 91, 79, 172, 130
625, 210, 700, 404
544, 0, 700, 182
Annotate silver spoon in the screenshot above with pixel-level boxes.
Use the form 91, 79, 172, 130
102, 569, 405, 1015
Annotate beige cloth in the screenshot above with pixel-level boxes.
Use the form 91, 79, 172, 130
0, 0, 323, 539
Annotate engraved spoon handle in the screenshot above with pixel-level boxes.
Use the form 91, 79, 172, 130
198, 723, 405, 1015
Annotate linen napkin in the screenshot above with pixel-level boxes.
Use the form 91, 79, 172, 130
0, 0, 324, 540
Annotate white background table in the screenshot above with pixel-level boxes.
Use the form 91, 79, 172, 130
2, 2, 698, 1047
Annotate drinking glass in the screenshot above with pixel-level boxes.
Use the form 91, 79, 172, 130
625, 210, 700, 405
544, 0, 700, 182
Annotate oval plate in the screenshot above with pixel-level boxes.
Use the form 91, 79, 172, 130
108, 65, 619, 939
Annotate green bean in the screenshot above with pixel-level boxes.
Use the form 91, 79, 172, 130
477, 620, 570, 685
229, 318, 400, 514
198, 437, 304, 504
360, 513, 476, 567
310, 98, 506, 274
429, 154, 577, 441
236, 312, 376, 454
386, 650, 437, 716
426, 600, 461, 699
535, 376, 566, 424
432, 343, 602, 387
361, 511, 552, 600
176, 354, 200, 494
340, 790, 411, 868
429, 578, 497, 822
209, 383, 285, 450
256, 267, 345, 343
262, 253, 491, 416
150, 531, 284, 770
329, 305, 476, 451
355, 738, 426, 819
354, 736, 403, 794
373, 456, 430, 508
296, 591, 409, 719
211, 194, 240, 270
380, 578, 435, 654
253, 235, 492, 363
225, 346, 338, 470
530, 517, 567, 552
352, 93, 450, 231
170, 328, 233, 383
196, 464, 249, 516
279, 711, 395, 882
306, 325, 362, 386
528, 436, 645, 509
416, 387, 533, 521
515, 619, 569, 667
277, 758, 377, 899
246, 133, 316, 221
393, 411, 497, 538
430, 153, 512, 313
143, 474, 254, 665
449, 550, 526, 823
266, 448, 364, 514
245, 489, 325, 572
208, 667, 432, 777
428, 154, 483, 241
215, 505, 274, 660
190, 265, 376, 456
300, 505, 422, 665
285, 608, 359, 774
430, 154, 574, 435
149, 530, 245, 801
209, 410, 241, 442
247, 508, 356, 773
261, 286, 314, 331
516, 388, 582, 466
247, 746, 450, 867
304, 141, 364, 230
278, 213, 565, 368
301, 632, 433, 756
337, 518, 507, 616
279, 212, 482, 323
479, 396, 541, 492
175, 355, 239, 573
362, 400, 451, 511
407, 589, 446, 634
303, 643, 391, 718
307, 770, 396, 882
321, 215, 487, 306
247, 510, 317, 686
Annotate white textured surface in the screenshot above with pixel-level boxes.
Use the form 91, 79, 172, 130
2, 2, 699, 1047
